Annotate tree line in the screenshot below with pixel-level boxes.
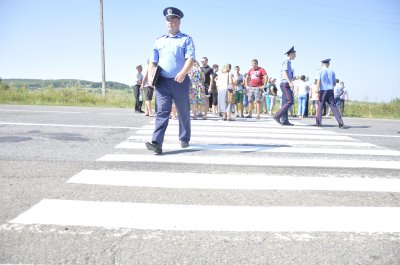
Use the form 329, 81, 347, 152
1, 78, 131, 90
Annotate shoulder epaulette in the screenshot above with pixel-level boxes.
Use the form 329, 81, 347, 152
156, 34, 167, 39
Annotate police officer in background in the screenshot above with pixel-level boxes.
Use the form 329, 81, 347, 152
315, 59, 344, 128
145, 7, 195, 154
273, 46, 296, 126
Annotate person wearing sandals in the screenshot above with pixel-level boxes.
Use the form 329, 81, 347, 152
189, 60, 207, 120
216, 64, 234, 121
244, 59, 268, 119
209, 64, 219, 116
233, 66, 245, 118
141, 60, 155, 117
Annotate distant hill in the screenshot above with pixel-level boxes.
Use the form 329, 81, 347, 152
2, 79, 131, 90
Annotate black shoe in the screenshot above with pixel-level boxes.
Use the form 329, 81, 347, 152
273, 115, 282, 124
339, 123, 344, 128
282, 121, 294, 126
145, 141, 162, 154
180, 141, 189, 148
139, 110, 145, 113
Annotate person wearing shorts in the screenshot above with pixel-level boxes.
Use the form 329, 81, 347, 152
244, 59, 268, 119
141, 60, 155, 116
308, 79, 319, 116
209, 64, 219, 115
233, 66, 245, 118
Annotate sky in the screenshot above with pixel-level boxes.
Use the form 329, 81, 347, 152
0, 0, 399, 102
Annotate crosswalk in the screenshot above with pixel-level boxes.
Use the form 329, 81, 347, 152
8, 116, 400, 234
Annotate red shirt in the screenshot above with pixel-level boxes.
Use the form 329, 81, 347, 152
247, 67, 267, 87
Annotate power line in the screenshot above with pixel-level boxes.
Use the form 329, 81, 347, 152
173, 0, 400, 31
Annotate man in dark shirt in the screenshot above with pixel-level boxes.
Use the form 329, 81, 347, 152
200, 57, 213, 113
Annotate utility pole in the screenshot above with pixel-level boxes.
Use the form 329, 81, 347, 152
99, 0, 106, 96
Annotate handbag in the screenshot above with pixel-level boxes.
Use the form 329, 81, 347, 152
151, 65, 161, 87
226, 86, 235, 104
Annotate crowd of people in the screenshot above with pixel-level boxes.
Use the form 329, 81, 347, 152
134, 57, 349, 121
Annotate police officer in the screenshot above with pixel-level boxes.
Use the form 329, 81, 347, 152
145, 7, 195, 154
273, 46, 296, 126
315, 59, 344, 128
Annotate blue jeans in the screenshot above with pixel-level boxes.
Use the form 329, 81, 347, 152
265, 94, 271, 112
298, 94, 307, 116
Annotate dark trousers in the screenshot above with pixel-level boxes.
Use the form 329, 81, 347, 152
316, 90, 343, 126
338, 99, 345, 116
133, 85, 142, 111
304, 93, 309, 117
152, 76, 191, 145
275, 82, 293, 124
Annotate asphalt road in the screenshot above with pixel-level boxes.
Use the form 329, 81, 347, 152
0, 105, 399, 265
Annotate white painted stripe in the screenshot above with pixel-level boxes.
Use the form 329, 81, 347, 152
340, 133, 400, 139
141, 124, 339, 135
115, 142, 400, 156
127, 135, 376, 147
0, 122, 139, 130
149, 119, 322, 129
69, 170, 400, 193
98, 154, 400, 170
0, 109, 86, 114
135, 129, 353, 141
11, 199, 400, 232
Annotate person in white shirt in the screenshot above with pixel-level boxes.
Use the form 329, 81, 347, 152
308, 79, 319, 116
296, 75, 309, 118
133, 65, 144, 113
338, 81, 348, 116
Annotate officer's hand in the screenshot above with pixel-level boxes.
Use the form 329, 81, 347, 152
175, 72, 186, 83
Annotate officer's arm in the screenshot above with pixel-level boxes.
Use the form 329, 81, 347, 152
244, 74, 249, 89
175, 57, 194, 83
141, 69, 148, 89
209, 75, 214, 92
147, 62, 157, 86
283, 70, 292, 87
262, 74, 268, 89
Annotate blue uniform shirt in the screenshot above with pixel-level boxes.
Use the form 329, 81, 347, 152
151, 31, 195, 78
318, 68, 336, 91
280, 57, 293, 83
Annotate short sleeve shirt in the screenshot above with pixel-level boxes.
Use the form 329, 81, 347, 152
200, 66, 213, 85
281, 58, 293, 82
247, 67, 267, 87
135, 73, 143, 85
318, 68, 336, 91
150, 31, 196, 78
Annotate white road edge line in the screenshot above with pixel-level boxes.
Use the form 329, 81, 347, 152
0, 122, 139, 130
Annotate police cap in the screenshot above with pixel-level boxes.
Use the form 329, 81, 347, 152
321, 59, 331, 64
163, 7, 184, 19
284, 46, 296, 55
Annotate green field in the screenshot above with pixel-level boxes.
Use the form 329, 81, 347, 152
0, 82, 399, 119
